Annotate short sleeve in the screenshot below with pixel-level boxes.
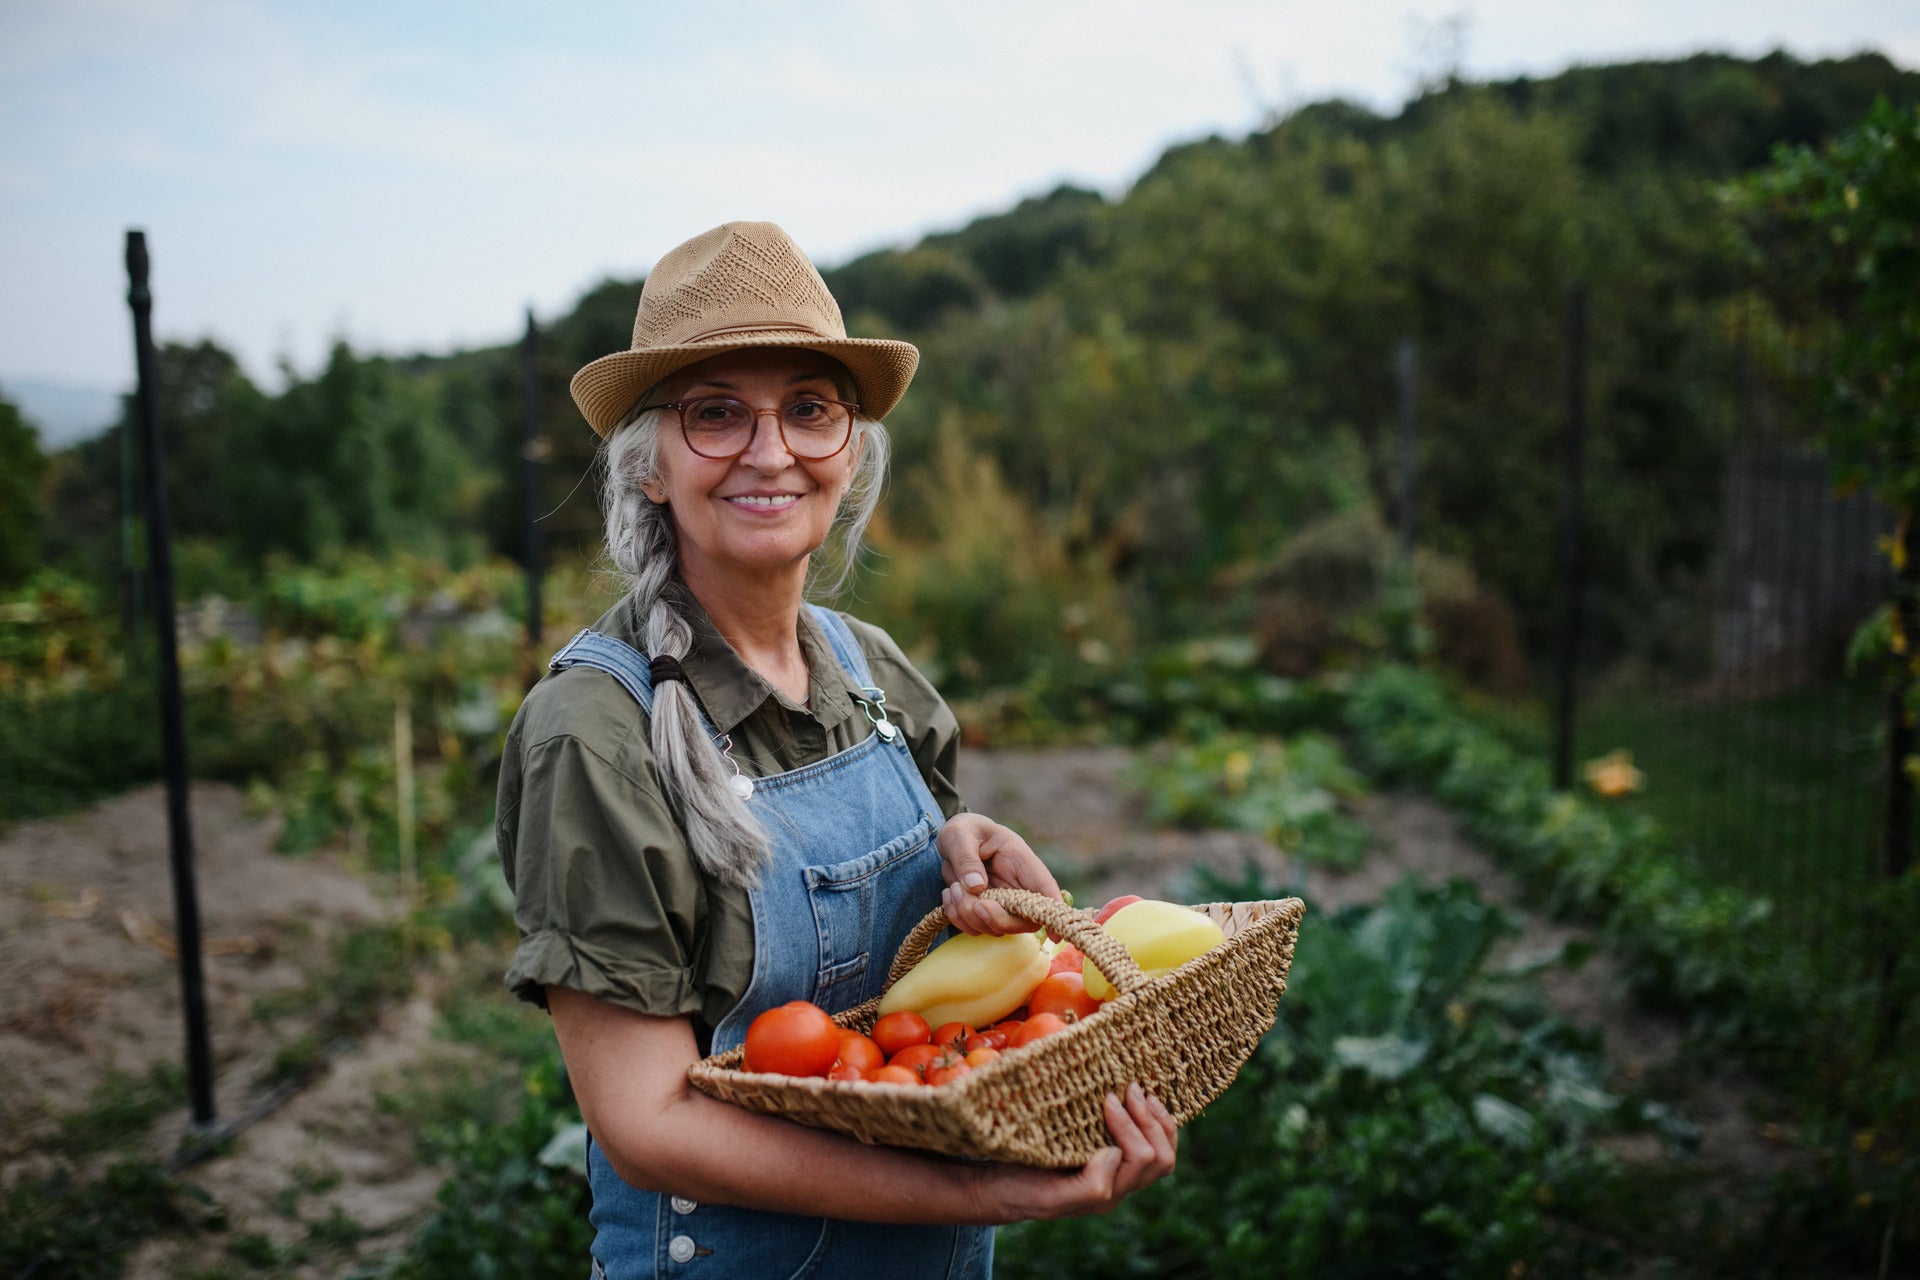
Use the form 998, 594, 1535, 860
496, 673, 711, 1018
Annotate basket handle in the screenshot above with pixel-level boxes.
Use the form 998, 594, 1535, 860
883, 887, 1153, 999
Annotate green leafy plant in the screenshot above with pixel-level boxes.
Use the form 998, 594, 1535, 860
0, 1159, 215, 1280
1132, 730, 1372, 868
1343, 663, 1920, 1270
377, 1039, 591, 1279
1000, 876, 1639, 1279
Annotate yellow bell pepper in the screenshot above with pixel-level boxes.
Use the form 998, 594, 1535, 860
877, 929, 1049, 1029
1083, 900, 1225, 1000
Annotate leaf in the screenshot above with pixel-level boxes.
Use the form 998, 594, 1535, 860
1332, 1034, 1429, 1081
536, 1122, 588, 1171
1472, 1094, 1538, 1147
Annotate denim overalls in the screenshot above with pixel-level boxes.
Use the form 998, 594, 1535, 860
548, 605, 995, 1280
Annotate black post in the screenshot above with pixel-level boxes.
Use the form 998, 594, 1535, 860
1395, 337, 1418, 563
1552, 283, 1589, 792
1883, 515, 1918, 1035
520, 308, 544, 647
118, 400, 142, 648
126, 230, 215, 1127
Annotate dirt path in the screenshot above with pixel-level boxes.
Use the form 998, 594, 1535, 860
6, 750, 1787, 1276
1, 783, 451, 1277
959, 748, 1792, 1195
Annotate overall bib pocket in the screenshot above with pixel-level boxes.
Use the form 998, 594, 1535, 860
803, 814, 938, 1009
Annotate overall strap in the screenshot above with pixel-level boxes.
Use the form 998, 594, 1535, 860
809, 605, 902, 743
547, 629, 660, 715
807, 604, 876, 687
549, 611, 879, 716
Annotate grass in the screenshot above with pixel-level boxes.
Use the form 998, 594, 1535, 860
57, 1061, 187, 1155
1573, 676, 1891, 978
0, 1159, 216, 1279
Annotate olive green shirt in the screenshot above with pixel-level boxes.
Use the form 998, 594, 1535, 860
496, 585, 964, 1047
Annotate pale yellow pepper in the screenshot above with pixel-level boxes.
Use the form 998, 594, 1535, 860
1083, 900, 1226, 1000
877, 930, 1050, 1029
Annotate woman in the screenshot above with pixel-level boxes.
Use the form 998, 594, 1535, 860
497, 222, 1177, 1279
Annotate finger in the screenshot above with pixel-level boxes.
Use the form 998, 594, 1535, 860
942, 882, 989, 935
978, 829, 1062, 898
973, 897, 1040, 935
949, 883, 1020, 937
1103, 1090, 1157, 1164
941, 826, 992, 894
942, 874, 1038, 936
1104, 1088, 1168, 1199
1072, 1146, 1121, 1212
1150, 1092, 1180, 1161
1129, 1086, 1176, 1170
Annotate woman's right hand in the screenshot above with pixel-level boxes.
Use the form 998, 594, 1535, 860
976, 1083, 1179, 1220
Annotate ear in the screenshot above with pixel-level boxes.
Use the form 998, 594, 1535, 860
641, 479, 668, 505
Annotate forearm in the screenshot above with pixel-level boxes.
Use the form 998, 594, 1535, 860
550, 987, 1016, 1225
594, 1077, 1006, 1225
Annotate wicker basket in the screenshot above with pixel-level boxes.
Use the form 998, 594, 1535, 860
686, 887, 1305, 1168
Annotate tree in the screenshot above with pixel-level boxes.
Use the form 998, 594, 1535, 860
1735, 97, 1920, 514
1733, 98, 1920, 795
0, 396, 47, 588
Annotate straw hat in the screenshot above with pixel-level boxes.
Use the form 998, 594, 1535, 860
569, 221, 921, 438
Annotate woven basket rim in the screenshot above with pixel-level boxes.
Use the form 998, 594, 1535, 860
686, 893, 1305, 1166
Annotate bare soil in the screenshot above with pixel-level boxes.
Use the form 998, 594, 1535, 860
5, 750, 1789, 1276
958, 747, 1795, 1202
0, 782, 449, 1277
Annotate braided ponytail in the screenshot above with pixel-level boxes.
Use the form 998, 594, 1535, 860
598, 397, 890, 887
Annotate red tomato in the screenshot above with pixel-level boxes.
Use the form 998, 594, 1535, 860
835, 1030, 885, 1073
964, 1046, 1001, 1068
1094, 895, 1144, 926
826, 1061, 866, 1083
961, 1031, 997, 1054
1028, 972, 1102, 1023
869, 1064, 922, 1086
925, 1057, 972, 1087
871, 1011, 932, 1058
888, 1043, 946, 1079
931, 1022, 975, 1053
743, 1001, 841, 1077
1010, 1012, 1069, 1048
983, 1020, 1023, 1048
1048, 943, 1086, 976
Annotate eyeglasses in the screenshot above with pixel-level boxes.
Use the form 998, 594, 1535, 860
637, 395, 860, 461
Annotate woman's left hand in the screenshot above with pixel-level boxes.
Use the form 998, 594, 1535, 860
936, 813, 1061, 935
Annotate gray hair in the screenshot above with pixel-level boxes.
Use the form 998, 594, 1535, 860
597, 402, 890, 887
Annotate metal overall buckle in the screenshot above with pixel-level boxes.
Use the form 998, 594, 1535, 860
854, 687, 899, 743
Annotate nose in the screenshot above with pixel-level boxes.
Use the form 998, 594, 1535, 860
737, 408, 794, 470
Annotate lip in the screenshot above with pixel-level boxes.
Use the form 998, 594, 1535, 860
720, 492, 806, 510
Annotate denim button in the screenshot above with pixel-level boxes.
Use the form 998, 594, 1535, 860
670, 1196, 698, 1214
668, 1234, 697, 1263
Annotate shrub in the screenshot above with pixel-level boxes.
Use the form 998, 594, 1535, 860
999, 877, 1633, 1278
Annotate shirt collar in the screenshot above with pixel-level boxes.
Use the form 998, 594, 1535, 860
641, 583, 862, 736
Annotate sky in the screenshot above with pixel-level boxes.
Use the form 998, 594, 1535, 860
2, 0, 1915, 402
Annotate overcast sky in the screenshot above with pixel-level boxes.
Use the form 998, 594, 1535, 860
2, 0, 1914, 395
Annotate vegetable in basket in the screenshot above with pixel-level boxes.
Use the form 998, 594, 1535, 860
1082, 899, 1227, 1000
875, 928, 1050, 1029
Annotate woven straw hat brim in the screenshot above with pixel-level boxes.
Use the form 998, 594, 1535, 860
570, 333, 920, 439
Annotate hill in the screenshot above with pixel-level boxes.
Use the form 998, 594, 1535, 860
27, 49, 1918, 683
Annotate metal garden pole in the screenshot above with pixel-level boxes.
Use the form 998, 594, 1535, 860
126, 229, 215, 1127
1883, 516, 1918, 1037
1552, 283, 1588, 792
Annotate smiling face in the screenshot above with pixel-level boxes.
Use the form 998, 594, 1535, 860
643, 347, 861, 597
